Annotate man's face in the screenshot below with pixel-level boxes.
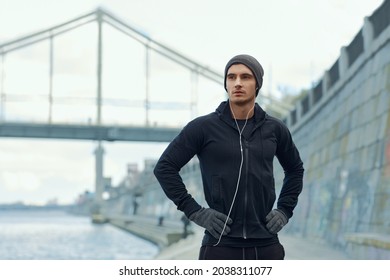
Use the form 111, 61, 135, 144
226, 64, 257, 105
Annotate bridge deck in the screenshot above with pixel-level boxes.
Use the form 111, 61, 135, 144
0, 122, 180, 142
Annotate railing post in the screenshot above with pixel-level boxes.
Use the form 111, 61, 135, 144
322, 71, 330, 96
363, 17, 374, 52
339, 46, 349, 77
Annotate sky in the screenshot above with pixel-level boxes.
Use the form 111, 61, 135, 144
0, 0, 385, 205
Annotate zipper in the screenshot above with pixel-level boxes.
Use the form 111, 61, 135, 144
243, 139, 249, 239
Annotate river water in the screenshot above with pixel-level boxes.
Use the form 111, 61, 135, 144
0, 209, 159, 260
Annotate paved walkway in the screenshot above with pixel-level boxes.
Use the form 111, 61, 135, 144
279, 233, 348, 260
154, 229, 349, 260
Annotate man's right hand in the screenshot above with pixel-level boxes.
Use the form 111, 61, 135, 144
189, 208, 233, 239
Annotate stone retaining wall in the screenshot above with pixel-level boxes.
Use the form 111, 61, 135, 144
277, 0, 390, 259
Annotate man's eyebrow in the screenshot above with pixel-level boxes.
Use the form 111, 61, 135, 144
227, 71, 254, 76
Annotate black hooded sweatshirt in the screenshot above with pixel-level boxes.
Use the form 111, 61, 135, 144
154, 101, 304, 247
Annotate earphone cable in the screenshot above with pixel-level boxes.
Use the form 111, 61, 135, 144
213, 104, 254, 246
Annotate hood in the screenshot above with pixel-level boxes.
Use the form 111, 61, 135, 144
215, 101, 267, 128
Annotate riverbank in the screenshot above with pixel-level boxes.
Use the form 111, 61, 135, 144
107, 215, 350, 260
107, 214, 188, 248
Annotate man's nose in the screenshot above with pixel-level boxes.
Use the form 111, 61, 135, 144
235, 78, 242, 87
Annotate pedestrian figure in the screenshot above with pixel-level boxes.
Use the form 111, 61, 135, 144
181, 214, 190, 238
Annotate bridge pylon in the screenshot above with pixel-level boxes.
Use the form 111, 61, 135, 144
94, 141, 105, 203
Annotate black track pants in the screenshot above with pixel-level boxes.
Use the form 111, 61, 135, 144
198, 243, 285, 260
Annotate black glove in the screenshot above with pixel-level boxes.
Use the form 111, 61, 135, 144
266, 209, 288, 234
189, 208, 233, 239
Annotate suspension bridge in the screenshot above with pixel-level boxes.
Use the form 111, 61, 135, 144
0, 7, 290, 204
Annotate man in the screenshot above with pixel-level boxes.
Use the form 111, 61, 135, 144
154, 54, 304, 260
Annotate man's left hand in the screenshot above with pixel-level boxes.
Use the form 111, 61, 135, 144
266, 209, 288, 234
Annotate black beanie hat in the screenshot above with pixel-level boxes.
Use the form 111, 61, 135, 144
224, 54, 264, 96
